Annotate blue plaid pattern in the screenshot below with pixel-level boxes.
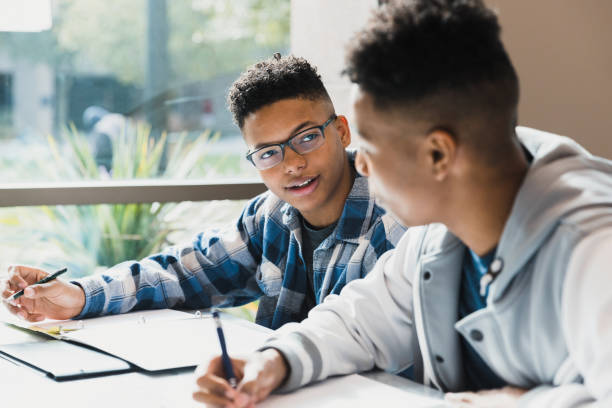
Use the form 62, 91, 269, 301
74, 155, 407, 329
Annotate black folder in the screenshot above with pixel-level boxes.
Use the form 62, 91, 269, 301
0, 339, 132, 381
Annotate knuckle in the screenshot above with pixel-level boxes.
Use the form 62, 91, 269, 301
196, 376, 208, 387
26, 314, 38, 322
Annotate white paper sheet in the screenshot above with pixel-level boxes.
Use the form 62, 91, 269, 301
62, 313, 270, 371
1, 307, 194, 336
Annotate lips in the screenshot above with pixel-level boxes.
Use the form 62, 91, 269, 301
286, 176, 317, 189
285, 176, 320, 196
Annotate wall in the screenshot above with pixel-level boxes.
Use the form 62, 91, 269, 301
290, 0, 378, 117
487, 0, 612, 158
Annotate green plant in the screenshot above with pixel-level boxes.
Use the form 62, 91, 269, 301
29, 121, 222, 276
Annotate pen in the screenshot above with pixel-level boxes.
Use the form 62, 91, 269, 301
211, 309, 237, 388
9, 268, 68, 301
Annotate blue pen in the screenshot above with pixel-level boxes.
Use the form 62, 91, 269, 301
212, 309, 237, 388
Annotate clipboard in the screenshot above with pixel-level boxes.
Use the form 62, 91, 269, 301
0, 339, 132, 381
2, 309, 271, 373
59, 311, 271, 371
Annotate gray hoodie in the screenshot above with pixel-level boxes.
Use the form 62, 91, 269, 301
264, 127, 612, 407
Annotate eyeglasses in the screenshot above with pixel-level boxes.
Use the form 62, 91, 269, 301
246, 114, 337, 170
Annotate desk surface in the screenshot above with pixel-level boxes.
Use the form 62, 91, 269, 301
0, 312, 444, 407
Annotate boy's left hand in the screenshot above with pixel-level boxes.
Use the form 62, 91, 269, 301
444, 386, 527, 407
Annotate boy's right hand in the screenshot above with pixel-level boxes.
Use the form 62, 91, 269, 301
193, 348, 288, 407
1, 265, 86, 322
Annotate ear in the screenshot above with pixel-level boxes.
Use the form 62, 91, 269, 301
423, 129, 456, 181
336, 115, 352, 148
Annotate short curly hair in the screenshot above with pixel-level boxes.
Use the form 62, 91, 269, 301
345, 0, 518, 110
228, 55, 331, 129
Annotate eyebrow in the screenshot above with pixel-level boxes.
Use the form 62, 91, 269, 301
252, 120, 318, 149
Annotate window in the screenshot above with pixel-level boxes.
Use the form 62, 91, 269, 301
0, 0, 290, 183
0, 1, 287, 282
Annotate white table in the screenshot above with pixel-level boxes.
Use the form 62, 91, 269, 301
0, 313, 445, 407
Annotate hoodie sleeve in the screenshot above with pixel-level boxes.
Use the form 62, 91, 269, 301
520, 228, 612, 407
263, 228, 423, 392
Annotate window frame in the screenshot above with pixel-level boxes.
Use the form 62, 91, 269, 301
0, 179, 266, 207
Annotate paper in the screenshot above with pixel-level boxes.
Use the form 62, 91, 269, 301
262, 374, 448, 408
64, 315, 270, 371
1, 308, 270, 372
1, 308, 193, 336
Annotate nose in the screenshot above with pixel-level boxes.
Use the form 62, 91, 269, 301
283, 146, 306, 173
355, 151, 369, 177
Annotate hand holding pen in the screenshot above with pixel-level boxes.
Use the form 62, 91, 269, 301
192, 309, 289, 407
1, 265, 86, 322
8, 267, 67, 301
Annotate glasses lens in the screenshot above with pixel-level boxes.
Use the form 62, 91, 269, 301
251, 145, 283, 170
290, 129, 324, 155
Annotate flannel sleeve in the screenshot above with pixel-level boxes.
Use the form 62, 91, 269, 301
74, 195, 267, 318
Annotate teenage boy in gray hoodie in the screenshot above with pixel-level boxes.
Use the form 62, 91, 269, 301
192, 1, 612, 407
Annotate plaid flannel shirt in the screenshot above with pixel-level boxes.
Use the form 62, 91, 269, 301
74, 156, 407, 329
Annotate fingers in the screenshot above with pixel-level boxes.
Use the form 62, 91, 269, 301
445, 392, 475, 406
1, 266, 40, 306
191, 390, 251, 408
199, 356, 245, 390
2, 301, 45, 322
4, 302, 24, 318
193, 358, 239, 407
193, 357, 253, 408
193, 377, 250, 408
1, 277, 23, 315
239, 380, 269, 404
19, 311, 46, 322
3, 265, 47, 298
21, 281, 60, 300
445, 386, 527, 407
9, 282, 58, 317
6, 273, 28, 293
1, 278, 16, 299
8, 265, 47, 285
196, 372, 235, 399
192, 388, 234, 408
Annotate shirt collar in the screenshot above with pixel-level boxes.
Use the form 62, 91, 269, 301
280, 150, 377, 245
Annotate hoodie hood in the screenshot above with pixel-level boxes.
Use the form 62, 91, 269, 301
491, 126, 612, 301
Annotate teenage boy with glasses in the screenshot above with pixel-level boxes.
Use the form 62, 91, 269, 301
192, 1, 612, 407
2, 56, 405, 331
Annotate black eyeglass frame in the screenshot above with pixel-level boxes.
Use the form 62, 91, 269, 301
245, 114, 337, 170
